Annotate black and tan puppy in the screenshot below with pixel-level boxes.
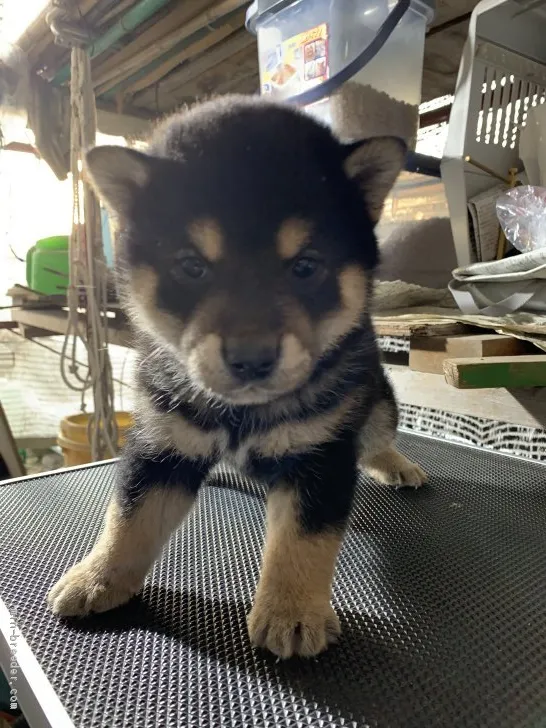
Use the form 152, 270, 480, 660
47, 95, 426, 659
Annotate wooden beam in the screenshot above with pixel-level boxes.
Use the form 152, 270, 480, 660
174, 44, 257, 101
212, 69, 259, 96
446, 334, 530, 358
96, 0, 136, 26
410, 334, 529, 375
167, 29, 254, 96
18, 323, 61, 339
386, 362, 546, 429
444, 355, 546, 389
419, 104, 452, 129
374, 318, 469, 338
96, 107, 153, 138
93, 0, 249, 91
136, 29, 254, 109
12, 308, 133, 348
16, 436, 57, 450
120, 9, 247, 98
4, 142, 41, 157
91, 0, 215, 83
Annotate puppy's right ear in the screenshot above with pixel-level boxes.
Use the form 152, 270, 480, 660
85, 146, 153, 217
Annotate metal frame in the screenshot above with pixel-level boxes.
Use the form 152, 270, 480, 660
0, 599, 74, 728
0, 434, 542, 725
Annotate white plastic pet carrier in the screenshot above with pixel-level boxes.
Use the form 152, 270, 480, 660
442, 0, 546, 266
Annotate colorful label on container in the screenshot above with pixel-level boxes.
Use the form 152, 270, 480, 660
261, 23, 329, 100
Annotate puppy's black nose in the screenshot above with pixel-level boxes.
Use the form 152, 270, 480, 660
223, 340, 279, 383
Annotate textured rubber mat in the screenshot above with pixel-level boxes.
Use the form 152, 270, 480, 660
0, 432, 545, 728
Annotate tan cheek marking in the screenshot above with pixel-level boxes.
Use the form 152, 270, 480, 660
317, 264, 369, 353
185, 332, 233, 390
127, 265, 159, 310
278, 332, 311, 371
277, 218, 312, 260
125, 265, 182, 345
283, 301, 315, 354
188, 218, 223, 262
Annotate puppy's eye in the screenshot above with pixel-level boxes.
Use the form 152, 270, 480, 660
176, 256, 208, 280
292, 256, 321, 279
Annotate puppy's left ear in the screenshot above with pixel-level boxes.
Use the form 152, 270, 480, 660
342, 137, 406, 224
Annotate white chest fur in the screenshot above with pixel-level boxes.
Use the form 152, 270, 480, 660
139, 395, 357, 471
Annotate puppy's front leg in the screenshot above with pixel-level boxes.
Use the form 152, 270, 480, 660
48, 449, 211, 617
248, 439, 356, 659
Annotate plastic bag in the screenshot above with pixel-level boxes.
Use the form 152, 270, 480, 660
496, 185, 546, 252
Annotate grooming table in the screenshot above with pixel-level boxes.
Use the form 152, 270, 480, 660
0, 432, 545, 728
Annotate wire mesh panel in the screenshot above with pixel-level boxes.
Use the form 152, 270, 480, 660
399, 403, 546, 460
0, 433, 545, 728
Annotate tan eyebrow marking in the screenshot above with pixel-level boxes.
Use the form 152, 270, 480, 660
277, 218, 312, 260
187, 218, 223, 262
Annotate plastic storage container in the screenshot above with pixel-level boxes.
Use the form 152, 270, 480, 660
26, 235, 69, 295
247, 0, 434, 148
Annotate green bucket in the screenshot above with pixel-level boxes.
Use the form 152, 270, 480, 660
26, 235, 69, 295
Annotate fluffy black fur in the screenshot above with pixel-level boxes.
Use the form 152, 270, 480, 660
48, 96, 424, 660
113, 96, 401, 528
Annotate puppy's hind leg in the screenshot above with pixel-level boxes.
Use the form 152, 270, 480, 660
47, 449, 211, 617
359, 387, 427, 489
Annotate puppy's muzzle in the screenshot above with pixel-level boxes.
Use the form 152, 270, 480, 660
222, 337, 280, 384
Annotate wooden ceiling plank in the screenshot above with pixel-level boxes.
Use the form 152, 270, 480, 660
90, 0, 217, 85
120, 8, 247, 98
135, 27, 253, 109
93, 0, 249, 91
174, 45, 257, 102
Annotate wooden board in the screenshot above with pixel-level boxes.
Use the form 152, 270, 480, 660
444, 355, 546, 389
122, 9, 247, 98
374, 318, 470, 338
386, 362, 546, 429
90, 0, 215, 86
410, 334, 529, 374
145, 29, 255, 109
12, 308, 133, 348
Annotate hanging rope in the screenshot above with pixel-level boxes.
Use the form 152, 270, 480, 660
48, 2, 117, 460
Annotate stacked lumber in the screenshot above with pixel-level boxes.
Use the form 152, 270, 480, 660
409, 334, 546, 389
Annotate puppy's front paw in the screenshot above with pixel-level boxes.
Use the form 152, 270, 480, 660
247, 596, 340, 659
365, 447, 428, 489
47, 560, 142, 617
